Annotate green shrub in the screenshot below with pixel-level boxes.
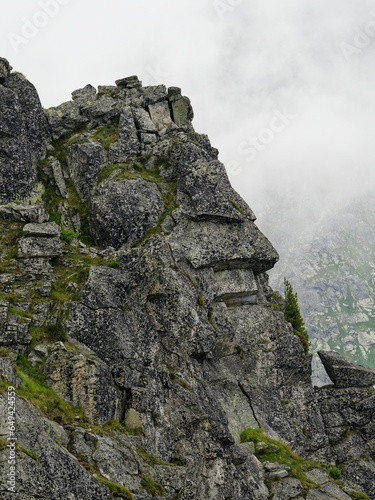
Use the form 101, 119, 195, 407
350, 491, 371, 500
108, 259, 120, 269
198, 294, 205, 307
329, 467, 342, 480
284, 278, 310, 355
141, 475, 165, 497
60, 226, 79, 244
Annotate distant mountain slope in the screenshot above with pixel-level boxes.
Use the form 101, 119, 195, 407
258, 192, 375, 385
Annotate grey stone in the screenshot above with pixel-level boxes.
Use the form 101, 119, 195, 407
67, 141, 107, 200
48, 156, 68, 198
71, 84, 97, 101
133, 107, 156, 132
0, 71, 50, 201
0, 203, 48, 223
88, 177, 164, 249
0, 394, 110, 499
214, 268, 258, 306
18, 236, 63, 258
271, 477, 303, 499
143, 84, 168, 105
168, 87, 194, 126
0, 57, 12, 80
44, 342, 119, 425
45, 100, 89, 139
115, 75, 141, 89
148, 101, 174, 132
305, 468, 329, 484
23, 222, 61, 238
0, 356, 21, 386
306, 482, 352, 499
177, 143, 255, 221
81, 95, 119, 121
167, 218, 279, 273
109, 106, 140, 162
318, 350, 375, 388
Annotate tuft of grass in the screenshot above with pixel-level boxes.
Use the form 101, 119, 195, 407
91, 118, 119, 151
15, 355, 87, 425
95, 476, 133, 500
20, 446, 39, 462
198, 294, 205, 307
61, 226, 79, 244
141, 475, 165, 497
350, 492, 371, 500
240, 427, 322, 493
108, 259, 120, 269
228, 199, 244, 214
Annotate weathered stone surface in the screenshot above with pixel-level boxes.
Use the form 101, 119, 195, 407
23, 222, 61, 238
306, 482, 352, 499
148, 101, 174, 132
305, 468, 329, 484
168, 87, 194, 126
133, 107, 156, 132
71, 84, 97, 101
168, 218, 279, 273
44, 342, 119, 425
143, 84, 168, 105
18, 236, 63, 258
115, 75, 141, 89
271, 477, 303, 499
0, 57, 12, 80
89, 178, 164, 249
0, 356, 21, 386
0, 71, 50, 201
45, 100, 89, 139
177, 143, 255, 221
0, 203, 48, 223
48, 156, 68, 198
0, 394, 110, 499
67, 141, 107, 200
81, 95, 119, 122
214, 268, 259, 306
318, 350, 375, 387
109, 106, 140, 162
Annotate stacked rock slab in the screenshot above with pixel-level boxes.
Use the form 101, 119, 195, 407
0, 59, 374, 500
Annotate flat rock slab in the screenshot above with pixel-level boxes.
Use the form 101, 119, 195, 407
0, 204, 48, 223
271, 477, 303, 499
306, 482, 352, 500
318, 350, 375, 388
23, 222, 61, 237
305, 468, 329, 485
18, 236, 63, 258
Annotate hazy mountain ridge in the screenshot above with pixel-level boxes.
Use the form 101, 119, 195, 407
259, 194, 375, 385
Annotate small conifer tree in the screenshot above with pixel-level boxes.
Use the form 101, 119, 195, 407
284, 278, 310, 355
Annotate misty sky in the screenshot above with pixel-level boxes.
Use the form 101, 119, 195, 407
1, 0, 374, 222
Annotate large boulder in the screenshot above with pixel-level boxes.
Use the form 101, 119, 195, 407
0, 60, 50, 201
318, 350, 375, 388
89, 177, 164, 249
67, 141, 107, 200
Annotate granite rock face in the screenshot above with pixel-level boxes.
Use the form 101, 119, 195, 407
318, 350, 375, 387
0, 60, 50, 201
0, 60, 374, 500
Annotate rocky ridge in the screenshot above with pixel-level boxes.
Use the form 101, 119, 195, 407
0, 58, 374, 499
